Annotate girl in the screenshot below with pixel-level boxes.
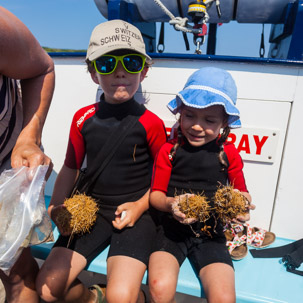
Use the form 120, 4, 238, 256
149, 67, 252, 303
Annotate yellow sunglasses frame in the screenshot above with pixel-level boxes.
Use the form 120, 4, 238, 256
93, 54, 146, 75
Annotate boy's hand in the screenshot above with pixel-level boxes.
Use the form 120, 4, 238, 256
112, 201, 143, 230
50, 204, 73, 236
171, 194, 197, 225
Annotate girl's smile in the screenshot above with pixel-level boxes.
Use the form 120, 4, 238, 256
180, 105, 227, 147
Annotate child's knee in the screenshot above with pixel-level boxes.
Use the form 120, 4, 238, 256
106, 284, 137, 303
149, 278, 175, 303
36, 283, 60, 303
207, 289, 235, 303
36, 273, 64, 302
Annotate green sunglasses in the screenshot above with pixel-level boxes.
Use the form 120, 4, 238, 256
93, 54, 146, 75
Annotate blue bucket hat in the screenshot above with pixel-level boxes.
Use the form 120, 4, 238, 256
167, 67, 241, 128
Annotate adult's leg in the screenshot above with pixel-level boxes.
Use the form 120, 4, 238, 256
106, 255, 146, 303
36, 247, 96, 303
0, 248, 39, 303
199, 263, 235, 303
148, 251, 180, 303
0, 281, 5, 303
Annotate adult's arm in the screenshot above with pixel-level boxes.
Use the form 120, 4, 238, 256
0, 7, 55, 168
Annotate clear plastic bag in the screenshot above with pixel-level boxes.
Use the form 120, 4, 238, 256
0, 165, 53, 274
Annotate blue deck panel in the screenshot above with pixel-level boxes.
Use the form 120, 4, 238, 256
234, 238, 303, 303
31, 196, 303, 302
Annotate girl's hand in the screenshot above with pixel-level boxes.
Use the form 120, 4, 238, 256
171, 194, 197, 225
112, 201, 143, 230
233, 191, 255, 223
50, 204, 72, 236
235, 203, 256, 222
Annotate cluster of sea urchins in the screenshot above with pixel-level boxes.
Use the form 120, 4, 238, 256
178, 194, 212, 223
56, 193, 98, 235
177, 185, 248, 226
213, 185, 248, 225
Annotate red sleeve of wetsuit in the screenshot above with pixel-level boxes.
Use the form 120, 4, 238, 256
224, 142, 248, 192
139, 109, 167, 160
151, 142, 173, 194
64, 104, 98, 169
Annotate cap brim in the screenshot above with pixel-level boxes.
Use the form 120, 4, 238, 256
87, 45, 152, 61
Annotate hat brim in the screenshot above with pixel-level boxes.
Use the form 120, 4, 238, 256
167, 89, 241, 128
87, 45, 152, 62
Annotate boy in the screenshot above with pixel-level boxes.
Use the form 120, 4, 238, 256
36, 20, 167, 303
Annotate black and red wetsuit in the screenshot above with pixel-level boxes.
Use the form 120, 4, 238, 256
150, 137, 249, 270
54, 96, 167, 266
65, 96, 167, 206
151, 138, 248, 199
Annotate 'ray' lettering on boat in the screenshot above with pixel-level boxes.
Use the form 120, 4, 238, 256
227, 133, 269, 155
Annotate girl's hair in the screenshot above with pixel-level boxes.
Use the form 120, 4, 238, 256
169, 107, 231, 167
169, 125, 231, 166
169, 126, 183, 161
217, 126, 231, 170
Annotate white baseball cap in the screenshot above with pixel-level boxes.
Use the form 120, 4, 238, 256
86, 19, 151, 61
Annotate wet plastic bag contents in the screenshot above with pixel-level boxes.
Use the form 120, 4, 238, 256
0, 165, 54, 274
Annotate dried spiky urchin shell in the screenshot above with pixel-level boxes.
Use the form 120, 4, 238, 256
56, 193, 98, 235
214, 185, 248, 224
178, 194, 211, 222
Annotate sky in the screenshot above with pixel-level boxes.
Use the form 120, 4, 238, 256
2, 0, 271, 57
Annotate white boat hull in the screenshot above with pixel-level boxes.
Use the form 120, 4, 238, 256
44, 55, 303, 240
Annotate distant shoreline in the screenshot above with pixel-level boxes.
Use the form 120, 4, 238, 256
43, 47, 86, 53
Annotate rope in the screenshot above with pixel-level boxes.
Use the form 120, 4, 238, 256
153, 0, 202, 34
153, 0, 175, 20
